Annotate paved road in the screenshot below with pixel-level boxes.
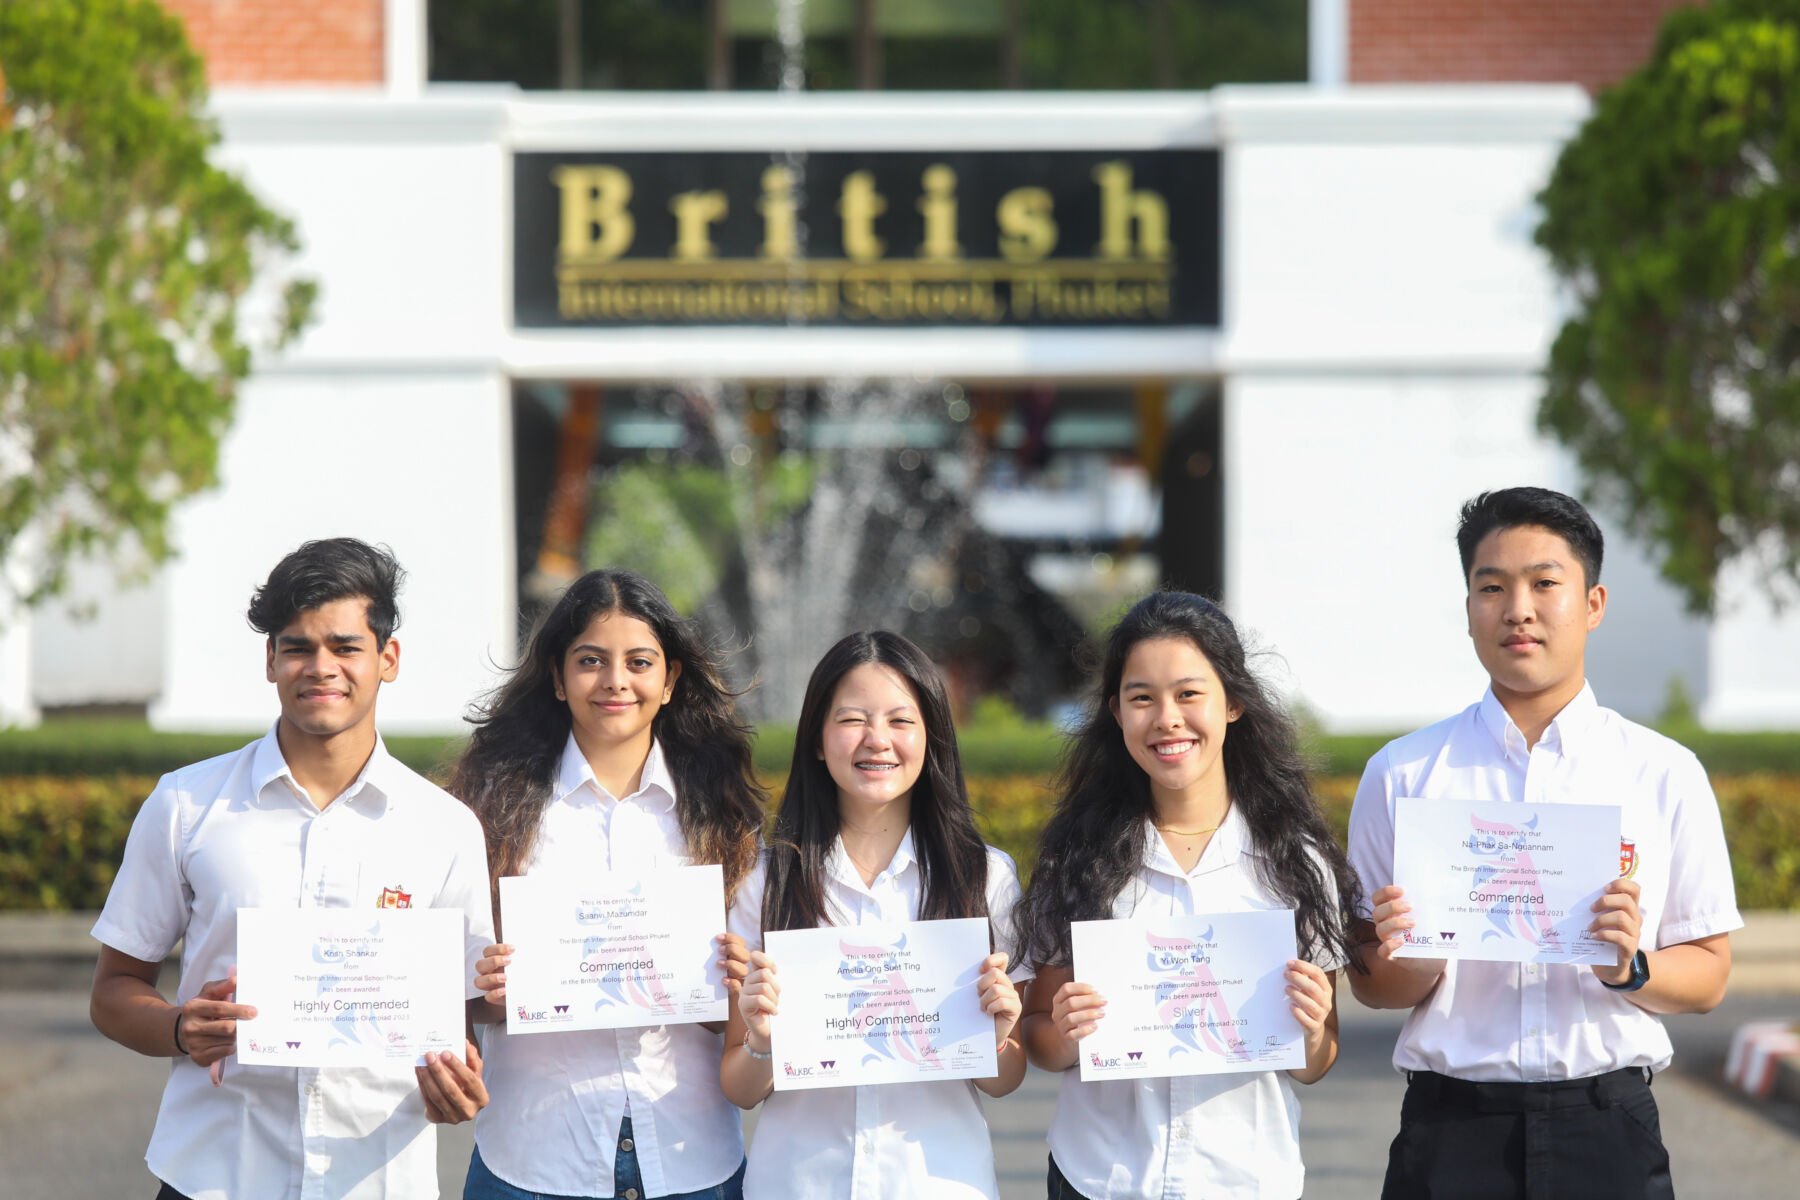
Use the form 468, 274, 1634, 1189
4, 983, 1795, 1198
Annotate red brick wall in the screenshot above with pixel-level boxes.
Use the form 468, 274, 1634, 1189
1349, 0, 1700, 92
158, 0, 385, 85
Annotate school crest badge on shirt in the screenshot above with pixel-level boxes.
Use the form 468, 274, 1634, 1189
377, 885, 413, 909
1618, 839, 1638, 879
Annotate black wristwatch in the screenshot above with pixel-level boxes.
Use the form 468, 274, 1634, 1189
1601, 949, 1650, 992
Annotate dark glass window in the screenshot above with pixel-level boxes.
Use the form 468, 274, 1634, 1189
428, 1, 1306, 91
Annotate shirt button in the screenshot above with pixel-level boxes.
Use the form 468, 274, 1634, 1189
623, 1191, 640, 1200
619, 1137, 634, 1152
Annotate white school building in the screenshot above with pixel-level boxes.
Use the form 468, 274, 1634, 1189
6, 4, 1797, 735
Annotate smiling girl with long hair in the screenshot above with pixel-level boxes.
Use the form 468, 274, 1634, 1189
450, 568, 764, 1200
1014, 591, 1360, 1199
721, 630, 1029, 1199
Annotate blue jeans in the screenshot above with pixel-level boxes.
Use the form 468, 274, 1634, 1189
465, 1118, 746, 1200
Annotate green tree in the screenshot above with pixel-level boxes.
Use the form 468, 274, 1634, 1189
0, 0, 315, 610
1536, 0, 1800, 615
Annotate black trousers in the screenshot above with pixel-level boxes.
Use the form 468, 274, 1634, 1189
155, 1186, 193, 1200
1382, 1067, 1675, 1200
1047, 1154, 1092, 1200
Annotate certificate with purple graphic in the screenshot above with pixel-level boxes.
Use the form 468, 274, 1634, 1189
1391, 798, 1618, 965
1071, 909, 1306, 1081
235, 908, 465, 1068
765, 917, 996, 1092
499, 865, 728, 1034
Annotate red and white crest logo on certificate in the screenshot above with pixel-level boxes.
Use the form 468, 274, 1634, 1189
1618, 839, 1638, 879
377, 886, 413, 909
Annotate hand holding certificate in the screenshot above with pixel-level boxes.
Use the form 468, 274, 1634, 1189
1391, 797, 1619, 965
499, 865, 729, 1034
1070, 909, 1307, 1081
762, 917, 997, 1091
235, 908, 465, 1068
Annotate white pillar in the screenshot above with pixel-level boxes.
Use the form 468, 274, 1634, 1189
385, 0, 428, 97
1309, 0, 1349, 87
1701, 556, 1800, 730
0, 545, 41, 728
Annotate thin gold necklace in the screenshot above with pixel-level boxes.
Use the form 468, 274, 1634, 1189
1155, 803, 1229, 838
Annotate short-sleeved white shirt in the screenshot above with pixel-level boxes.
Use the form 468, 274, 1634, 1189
1346, 684, 1743, 1082
1046, 808, 1342, 1200
91, 726, 495, 1200
473, 737, 745, 1197
728, 832, 1033, 1200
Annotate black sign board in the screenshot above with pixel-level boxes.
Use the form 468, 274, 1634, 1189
513, 149, 1220, 328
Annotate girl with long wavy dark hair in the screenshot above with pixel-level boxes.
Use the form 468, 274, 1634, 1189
450, 568, 764, 1200
720, 631, 1029, 1200
1015, 591, 1361, 1200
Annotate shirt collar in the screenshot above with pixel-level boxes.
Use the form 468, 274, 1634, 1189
250, 723, 394, 814
828, 826, 917, 894
1477, 682, 1599, 758
1140, 800, 1250, 880
552, 734, 678, 811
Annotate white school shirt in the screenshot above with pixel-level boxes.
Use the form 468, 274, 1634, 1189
1346, 683, 1743, 1082
728, 832, 1033, 1200
91, 727, 494, 1200
474, 736, 744, 1198
1046, 808, 1343, 1200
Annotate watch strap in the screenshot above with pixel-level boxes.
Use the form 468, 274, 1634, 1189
1601, 948, 1650, 992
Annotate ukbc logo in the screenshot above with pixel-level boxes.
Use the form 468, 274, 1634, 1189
1402, 931, 1434, 946
248, 1039, 299, 1054
784, 1063, 814, 1077
1089, 1053, 1122, 1068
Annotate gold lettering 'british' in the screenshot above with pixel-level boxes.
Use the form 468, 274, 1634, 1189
554, 160, 1170, 268
546, 157, 1188, 322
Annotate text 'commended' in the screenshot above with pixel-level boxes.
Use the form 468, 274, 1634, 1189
1391, 798, 1620, 965
500, 865, 728, 1034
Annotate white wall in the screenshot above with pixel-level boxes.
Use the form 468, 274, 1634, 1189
149, 373, 514, 734
1217, 87, 1714, 729
28, 562, 165, 707
1705, 561, 1800, 729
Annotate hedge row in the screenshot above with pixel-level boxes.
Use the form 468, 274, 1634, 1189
6, 772, 1798, 911
9, 720, 1800, 781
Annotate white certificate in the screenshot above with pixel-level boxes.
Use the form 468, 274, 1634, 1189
1392, 798, 1619, 965
235, 908, 465, 1068
499, 865, 727, 1034
765, 918, 996, 1091
1071, 909, 1306, 1081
